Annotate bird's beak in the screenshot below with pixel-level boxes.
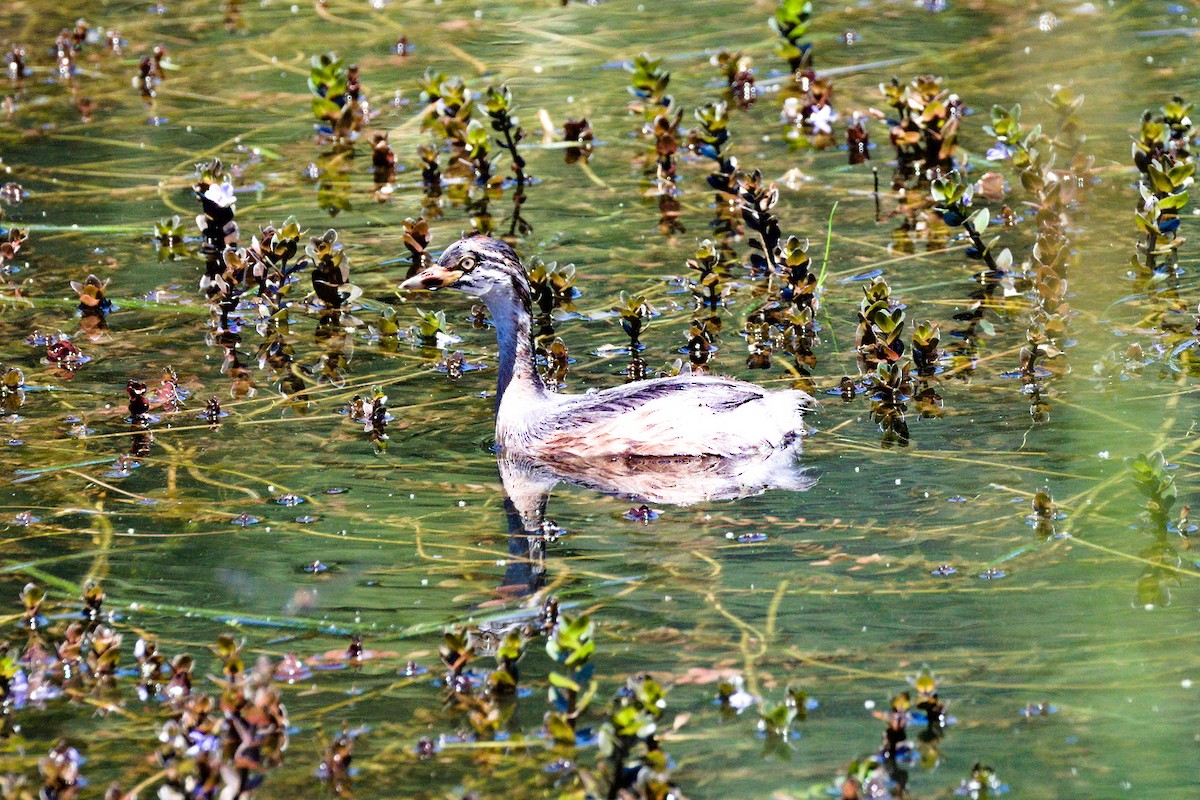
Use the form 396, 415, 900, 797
398, 265, 463, 292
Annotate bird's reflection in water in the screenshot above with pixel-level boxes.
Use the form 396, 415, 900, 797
495, 445, 816, 596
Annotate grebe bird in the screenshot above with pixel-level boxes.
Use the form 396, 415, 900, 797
399, 235, 816, 460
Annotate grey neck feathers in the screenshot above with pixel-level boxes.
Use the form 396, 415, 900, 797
482, 271, 545, 408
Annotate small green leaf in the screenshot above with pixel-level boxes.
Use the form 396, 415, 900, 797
549, 671, 581, 693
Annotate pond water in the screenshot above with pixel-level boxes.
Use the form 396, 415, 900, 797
1, 0, 1199, 797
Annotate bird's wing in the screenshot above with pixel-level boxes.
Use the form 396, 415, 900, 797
537, 377, 805, 458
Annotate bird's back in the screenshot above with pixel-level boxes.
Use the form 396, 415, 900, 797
515, 374, 814, 459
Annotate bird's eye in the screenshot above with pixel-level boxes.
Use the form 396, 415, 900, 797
459, 256, 477, 272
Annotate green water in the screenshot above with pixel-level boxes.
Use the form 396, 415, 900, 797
1, 0, 1199, 797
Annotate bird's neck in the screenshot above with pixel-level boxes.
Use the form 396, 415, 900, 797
482, 281, 545, 409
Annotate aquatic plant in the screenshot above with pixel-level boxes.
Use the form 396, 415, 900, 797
737, 169, 783, 275
626, 54, 673, 122
87, 625, 122, 678
770, 0, 814, 74
855, 277, 903, 368
686, 239, 727, 312
304, 228, 351, 309
417, 141, 441, 192
7, 44, 27, 84
53, 29, 76, 79
931, 172, 1012, 348
70, 274, 111, 320
38, 740, 82, 799
317, 728, 355, 797
911, 670, 947, 740
986, 90, 1091, 419
487, 629, 526, 696
457, 629, 528, 739
246, 216, 305, 307
201, 396, 222, 425
1134, 155, 1192, 276
1126, 451, 1187, 607
1129, 450, 1177, 533
627, 52, 684, 227
126, 379, 150, 426
485, 84, 528, 189
616, 292, 653, 380
563, 117, 594, 164
867, 360, 911, 448
402, 216, 433, 280
153, 215, 188, 261
0, 226, 29, 276
766, 1, 834, 148
528, 258, 578, 316
1, 365, 25, 414
881, 75, 963, 190
1030, 488, 1057, 540
438, 627, 477, 700
544, 613, 597, 746
420, 69, 472, 132
687, 100, 730, 165
712, 49, 755, 110
20, 581, 45, 630
910, 320, 940, 374
734, 169, 822, 379
758, 685, 809, 741
45, 334, 85, 370
193, 158, 238, 253
308, 52, 366, 144
462, 119, 494, 185
596, 675, 682, 799
688, 100, 742, 246
1132, 96, 1193, 177
649, 107, 683, 183
956, 763, 1006, 800
910, 320, 944, 417
371, 132, 396, 195
414, 308, 449, 346
834, 757, 896, 800
363, 385, 389, 453
682, 241, 727, 370
420, 70, 496, 187
527, 257, 577, 385
782, 75, 836, 150
134, 47, 163, 102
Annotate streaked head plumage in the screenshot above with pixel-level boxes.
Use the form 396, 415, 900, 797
400, 234, 524, 299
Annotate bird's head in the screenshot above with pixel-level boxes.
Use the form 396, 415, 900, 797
399, 234, 527, 303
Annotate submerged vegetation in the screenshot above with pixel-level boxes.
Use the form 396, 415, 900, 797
0, 0, 1199, 798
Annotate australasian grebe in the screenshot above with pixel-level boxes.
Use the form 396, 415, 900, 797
399, 235, 815, 459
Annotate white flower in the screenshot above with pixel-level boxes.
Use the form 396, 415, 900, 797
203, 179, 237, 209
808, 103, 837, 135
986, 143, 1015, 161
723, 675, 759, 713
